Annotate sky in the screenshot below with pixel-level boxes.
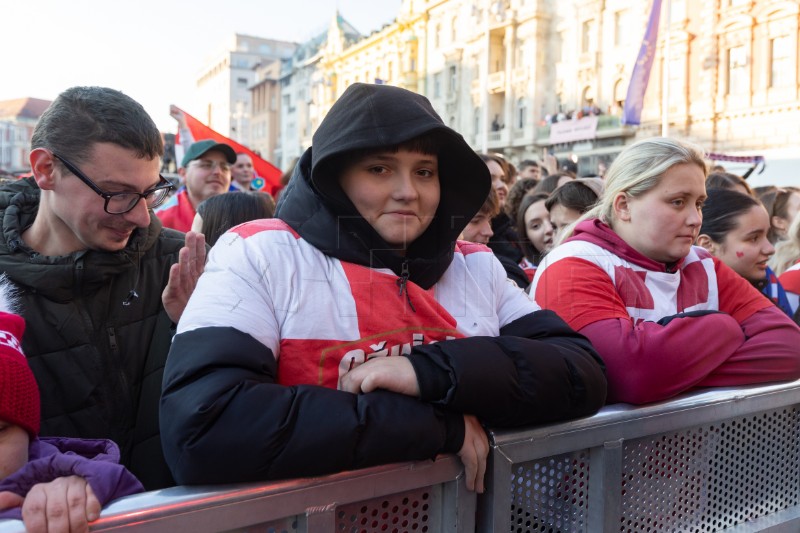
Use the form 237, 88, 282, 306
0, 0, 402, 131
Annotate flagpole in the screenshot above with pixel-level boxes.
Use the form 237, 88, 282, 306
661, 0, 671, 137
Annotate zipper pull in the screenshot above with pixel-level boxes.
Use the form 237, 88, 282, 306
396, 260, 416, 312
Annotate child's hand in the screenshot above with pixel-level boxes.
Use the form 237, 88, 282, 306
19, 476, 100, 533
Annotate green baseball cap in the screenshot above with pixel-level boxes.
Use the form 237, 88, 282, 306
181, 139, 237, 168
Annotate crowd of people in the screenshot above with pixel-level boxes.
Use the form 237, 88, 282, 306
0, 83, 798, 532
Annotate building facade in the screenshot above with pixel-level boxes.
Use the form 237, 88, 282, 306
195, 34, 296, 146
241, 0, 800, 179
0, 98, 51, 173
250, 59, 283, 162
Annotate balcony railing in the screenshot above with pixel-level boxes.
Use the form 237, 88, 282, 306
487, 71, 505, 93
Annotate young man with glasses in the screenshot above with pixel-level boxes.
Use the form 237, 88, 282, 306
0, 86, 197, 491
156, 140, 236, 232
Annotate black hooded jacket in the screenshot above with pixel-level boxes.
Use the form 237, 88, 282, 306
161, 84, 607, 485
0, 177, 184, 490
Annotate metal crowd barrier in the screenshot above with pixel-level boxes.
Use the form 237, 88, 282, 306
1, 380, 799, 532
479, 379, 800, 533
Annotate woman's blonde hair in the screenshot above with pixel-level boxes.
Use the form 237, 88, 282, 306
769, 210, 800, 275
556, 137, 707, 245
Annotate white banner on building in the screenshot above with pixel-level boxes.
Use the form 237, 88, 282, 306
549, 116, 599, 144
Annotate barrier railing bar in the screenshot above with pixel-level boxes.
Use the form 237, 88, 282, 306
444, 477, 476, 532
718, 505, 800, 533
588, 439, 622, 533
299, 503, 336, 531
490, 381, 800, 462
477, 444, 513, 532
92, 456, 463, 532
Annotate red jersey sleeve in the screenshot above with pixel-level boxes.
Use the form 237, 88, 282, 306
714, 257, 771, 323
534, 257, 630, 331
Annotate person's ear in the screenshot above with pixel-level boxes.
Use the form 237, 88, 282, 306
29, 148, 58, 191
612, 192, 631, 222
696, 234, 716, 254
178, 167, 187, 178
772, 215, 789, 233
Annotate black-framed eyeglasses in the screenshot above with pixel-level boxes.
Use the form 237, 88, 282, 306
52, 152, 174, 215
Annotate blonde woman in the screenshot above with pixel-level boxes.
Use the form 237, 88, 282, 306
532, 137, 800, 404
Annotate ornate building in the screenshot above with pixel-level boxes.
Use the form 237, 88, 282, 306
252, 0, 800, 181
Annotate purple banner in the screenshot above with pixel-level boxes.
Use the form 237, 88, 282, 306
622, 0, 663, 126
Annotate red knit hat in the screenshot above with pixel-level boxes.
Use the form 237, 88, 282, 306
0, 311, 40, 436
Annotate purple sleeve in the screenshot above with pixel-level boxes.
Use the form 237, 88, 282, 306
579, 312, 746, 404
0, 439, 144, 520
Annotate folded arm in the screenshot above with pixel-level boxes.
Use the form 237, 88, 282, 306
160, 327, 465, 485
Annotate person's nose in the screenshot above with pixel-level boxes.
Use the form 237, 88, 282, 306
687, 206, 702, 226
763, 238, 776, 257
125, 197, 151, 229
393, 171, 419, 201
480, 220, 494, 239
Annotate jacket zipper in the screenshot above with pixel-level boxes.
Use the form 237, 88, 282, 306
396, 260, 416, 313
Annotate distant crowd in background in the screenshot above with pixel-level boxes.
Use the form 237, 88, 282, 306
0, 84, 799, 532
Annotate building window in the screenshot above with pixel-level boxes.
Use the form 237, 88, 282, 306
727, 45, 748, 95
770, 36, 791, 88
434, 73, 442, 98
614, 11, 626, 47
448, 65, 457, 92
581, 20, 594, 54
670, 0, 685, 23
668, 56, 683, 104
237, 77, 248, 86
474, 109, 481, 134
516, 98, 527, 129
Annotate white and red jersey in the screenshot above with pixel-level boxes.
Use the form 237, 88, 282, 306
532, 230, 767, 330
779, 261, 800, 313
529, 218, 800, 405
178, 219, 538, 389
519, 257, 537, 284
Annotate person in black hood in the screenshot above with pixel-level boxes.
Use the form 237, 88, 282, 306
161, 83, 607, 491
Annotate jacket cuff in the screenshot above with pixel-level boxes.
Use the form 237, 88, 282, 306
438, 408, 465, 454
406, 351, 452, 403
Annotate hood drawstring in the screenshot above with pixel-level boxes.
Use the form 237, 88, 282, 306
396, 260, 416, 313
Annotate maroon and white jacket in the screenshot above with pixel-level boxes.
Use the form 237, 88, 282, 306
532, 218, 800, 404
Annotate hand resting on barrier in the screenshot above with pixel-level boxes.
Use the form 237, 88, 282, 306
339, 358, 490, 493
0, 476, 100, 533
459, 415, 489, 493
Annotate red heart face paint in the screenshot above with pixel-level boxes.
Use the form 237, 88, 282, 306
736, 251, 744, 258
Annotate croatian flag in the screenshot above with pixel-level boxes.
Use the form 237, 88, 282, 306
622, 0, 663, 126
174, 107, 283, 196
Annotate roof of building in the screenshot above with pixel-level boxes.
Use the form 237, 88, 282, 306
293, 11, 362, 63
0, 97, 52, 120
